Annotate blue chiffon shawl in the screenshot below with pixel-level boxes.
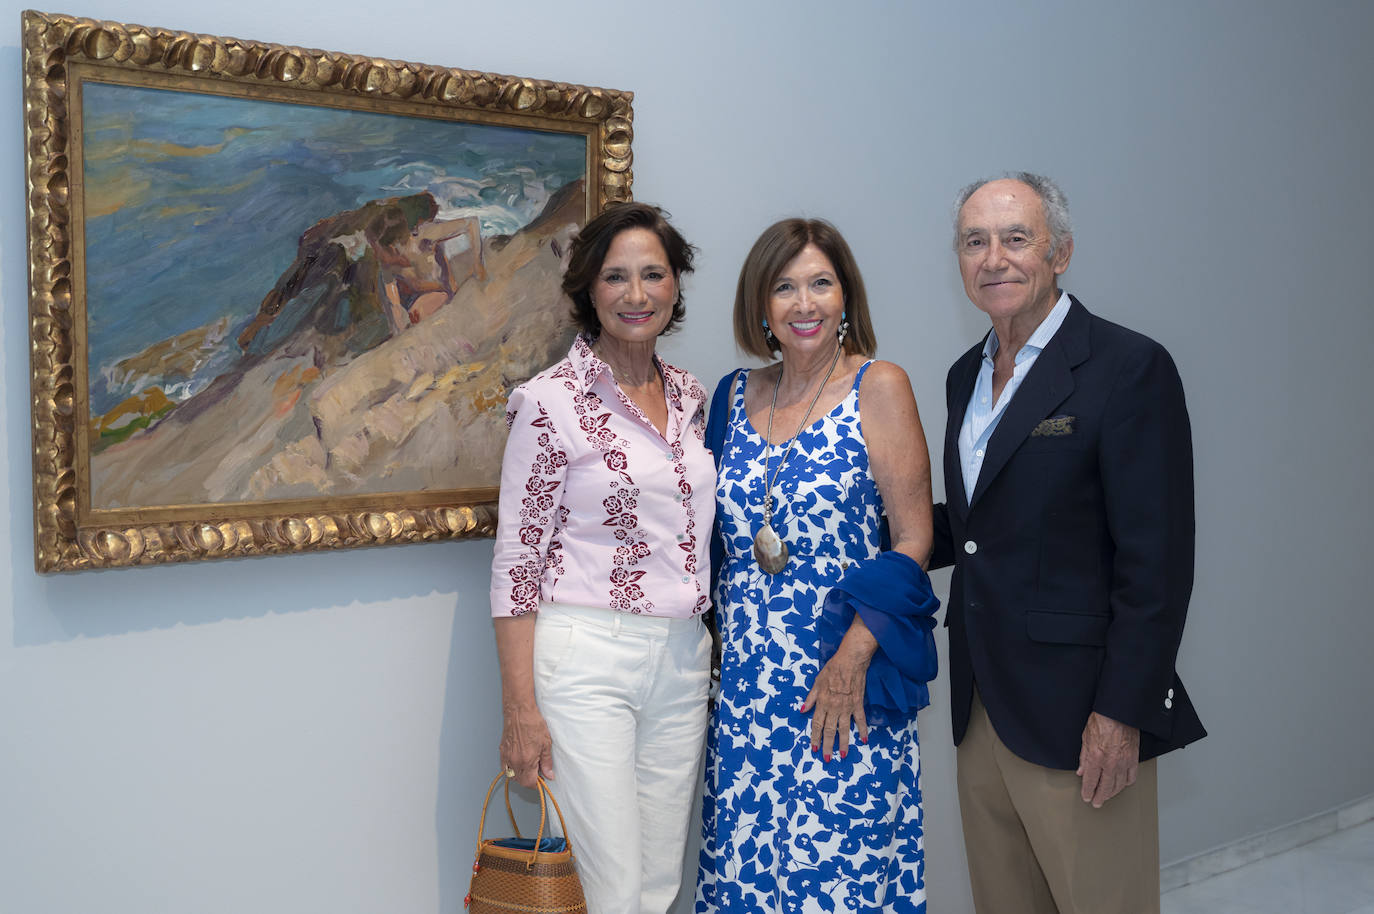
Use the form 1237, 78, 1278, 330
818, 551, 941, 726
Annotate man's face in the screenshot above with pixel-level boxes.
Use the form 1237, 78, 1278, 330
956, 179, 1072, 328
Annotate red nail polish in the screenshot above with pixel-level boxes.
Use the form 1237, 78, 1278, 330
840, 751, 846, 759
824, 753, 831, 762
860, 736, 868, 744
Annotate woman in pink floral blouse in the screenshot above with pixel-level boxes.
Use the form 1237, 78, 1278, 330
489, 203, 714, 914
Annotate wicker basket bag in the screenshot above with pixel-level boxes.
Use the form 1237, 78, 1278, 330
466, 771, 586, 913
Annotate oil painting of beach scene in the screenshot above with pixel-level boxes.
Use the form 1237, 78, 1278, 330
81, 80, 586, 513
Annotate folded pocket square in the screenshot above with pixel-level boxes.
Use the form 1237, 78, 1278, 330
1031, 415, 1075, 437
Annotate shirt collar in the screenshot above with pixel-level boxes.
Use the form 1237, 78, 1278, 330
982, 291, 1072, 364
569, 333, 683, 405
569, 333, 606, 391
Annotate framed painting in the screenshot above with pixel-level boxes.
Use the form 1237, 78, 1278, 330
21, 11, 633, 571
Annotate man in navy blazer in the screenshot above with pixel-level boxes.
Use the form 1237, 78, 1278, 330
930, 174, 1205, 914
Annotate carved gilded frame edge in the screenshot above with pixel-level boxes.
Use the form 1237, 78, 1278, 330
21, 9, 634, 572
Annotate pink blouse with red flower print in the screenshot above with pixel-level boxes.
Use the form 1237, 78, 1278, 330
490, 335, 715, 618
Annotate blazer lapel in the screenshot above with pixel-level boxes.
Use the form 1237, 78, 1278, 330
968, 297, 1091, 509
945, 343, 983, 517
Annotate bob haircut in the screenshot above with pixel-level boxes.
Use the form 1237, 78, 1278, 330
562, 202, 696, 337
734, 218, 876, 361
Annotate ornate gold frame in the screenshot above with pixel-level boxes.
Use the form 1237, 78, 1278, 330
22, 10, 633, 572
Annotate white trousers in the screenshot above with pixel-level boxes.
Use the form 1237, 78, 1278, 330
533, 602, 710, 914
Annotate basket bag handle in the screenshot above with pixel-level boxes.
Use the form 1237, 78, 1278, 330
473, 771, 574, 868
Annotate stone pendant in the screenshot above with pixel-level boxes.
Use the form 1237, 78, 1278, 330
753, 524, 788, 574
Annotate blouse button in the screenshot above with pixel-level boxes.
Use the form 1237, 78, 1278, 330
677, 534, 686, 542
681, 576, 690, 583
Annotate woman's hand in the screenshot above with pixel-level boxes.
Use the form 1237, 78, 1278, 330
499, 700, 555, 789
802, 616, 878, 761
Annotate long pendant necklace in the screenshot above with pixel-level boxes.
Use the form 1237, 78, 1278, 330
753, 338, 845, 574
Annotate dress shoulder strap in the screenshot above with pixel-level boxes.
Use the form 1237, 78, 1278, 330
852, 358, 877, 391
729, 367, 748, 405
706, 368, 746, 470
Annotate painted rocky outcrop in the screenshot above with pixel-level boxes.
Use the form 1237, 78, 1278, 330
90, 180, 583, 509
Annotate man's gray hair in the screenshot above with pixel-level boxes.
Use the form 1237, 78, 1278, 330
953, 171, 1073, 258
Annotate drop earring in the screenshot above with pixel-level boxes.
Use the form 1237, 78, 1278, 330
837, 311, 850, 344
762, 318, 777, 347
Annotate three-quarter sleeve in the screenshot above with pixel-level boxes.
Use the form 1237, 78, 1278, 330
489, 387, 570, 617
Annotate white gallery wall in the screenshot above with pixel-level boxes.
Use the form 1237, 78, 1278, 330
2, 1, 1372, 912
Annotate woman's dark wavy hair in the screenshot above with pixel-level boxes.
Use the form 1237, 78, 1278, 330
562, 202, 697, 337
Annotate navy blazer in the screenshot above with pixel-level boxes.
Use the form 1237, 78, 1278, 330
931, 296, 1206, 770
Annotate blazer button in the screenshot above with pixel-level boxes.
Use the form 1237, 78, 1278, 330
1167, 688, 1175, 699
1164, 698, 1173, 710
964, 540, 978, 555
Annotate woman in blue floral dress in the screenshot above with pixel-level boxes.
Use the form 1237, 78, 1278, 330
697, 219, 939, 914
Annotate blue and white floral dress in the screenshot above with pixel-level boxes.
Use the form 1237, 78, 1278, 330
697, 362, 926, 914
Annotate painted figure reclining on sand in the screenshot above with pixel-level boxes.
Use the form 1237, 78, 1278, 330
90, 181, 583, 511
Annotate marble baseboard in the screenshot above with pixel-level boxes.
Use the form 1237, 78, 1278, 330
1162, 793, 1374, 892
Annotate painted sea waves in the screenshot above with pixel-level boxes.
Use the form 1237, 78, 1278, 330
82, 82, 586, 509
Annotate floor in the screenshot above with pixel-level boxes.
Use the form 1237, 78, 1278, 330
1162, 819, 1374, 914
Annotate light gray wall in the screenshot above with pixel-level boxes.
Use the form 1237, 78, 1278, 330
2, 1, 1371, 912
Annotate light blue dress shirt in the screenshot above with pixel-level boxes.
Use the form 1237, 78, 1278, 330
958, 292, 1071, 501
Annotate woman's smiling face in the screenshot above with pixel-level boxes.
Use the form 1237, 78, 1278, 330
766, 243, 845, 357
591, 227, 678, 344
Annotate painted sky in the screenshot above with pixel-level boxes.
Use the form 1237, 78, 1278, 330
81, 81, 587, 415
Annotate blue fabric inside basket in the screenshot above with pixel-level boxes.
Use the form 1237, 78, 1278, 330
491, 837, 568, 853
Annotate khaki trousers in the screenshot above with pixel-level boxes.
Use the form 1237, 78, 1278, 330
957, 690, 1160, 914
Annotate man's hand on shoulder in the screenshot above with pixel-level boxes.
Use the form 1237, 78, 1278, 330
1076, 712, 1140, 808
